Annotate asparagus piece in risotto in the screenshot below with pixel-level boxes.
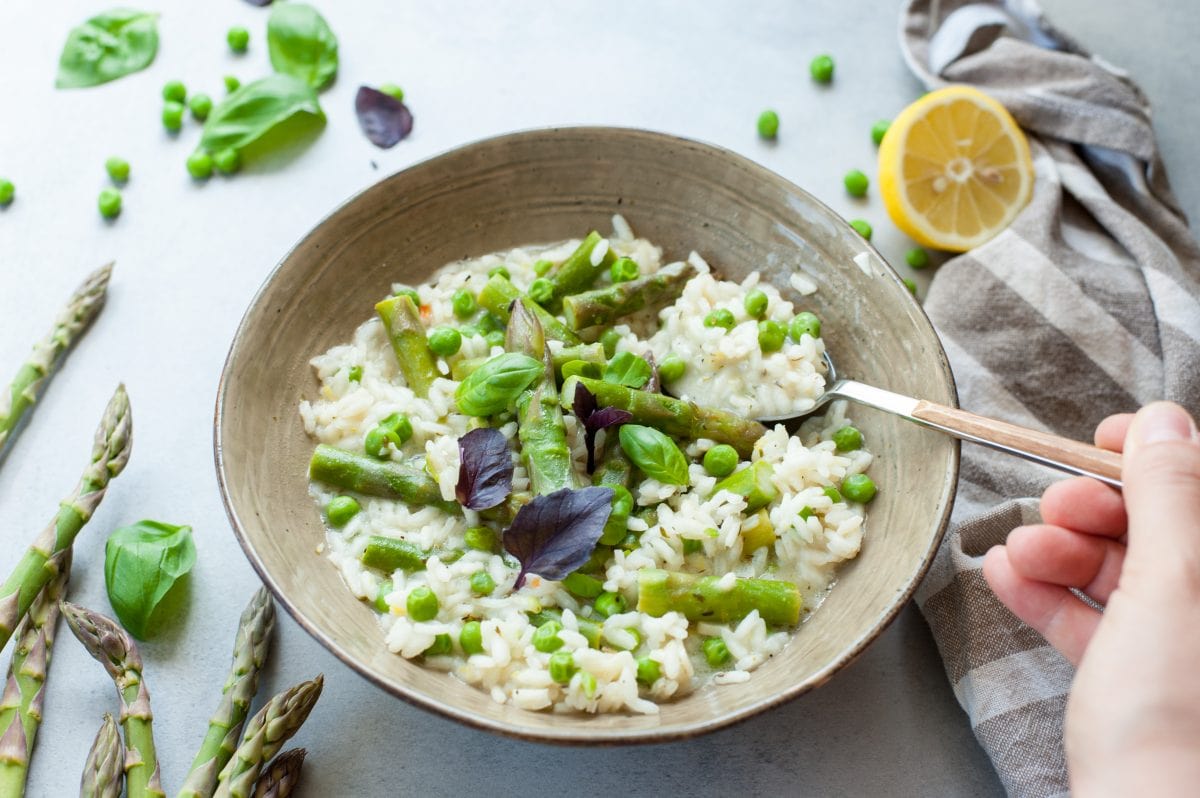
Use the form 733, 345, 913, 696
476, 274, 581, 345
637, 569, 802, 627
561, 260, 696, 330
375, 294, 439, 398
542, 230, 617, 311
308, 445, 454, 509
559, 375, 766, 458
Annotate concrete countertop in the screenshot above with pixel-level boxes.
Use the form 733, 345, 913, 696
1, 1, 1194, 795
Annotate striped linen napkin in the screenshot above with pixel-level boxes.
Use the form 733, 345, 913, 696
899, 0, 1200, 795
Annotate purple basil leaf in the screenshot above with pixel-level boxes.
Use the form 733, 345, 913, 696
355, 86, 413, 149
503, 486, 614, 588
455, 428, 514, 510
572, 380, 596, 423
572, 383, 631, 473
587, 406, 633, 432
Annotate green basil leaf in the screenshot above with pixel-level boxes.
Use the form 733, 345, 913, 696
618, 424, 689, 486
267, 3, 339, 90
562, 359, 605, 381
603, 352, 652, 388
200, 74, 326, 155
104, 520, 197, 639
455, 353, 543, 416
56, 9, 159, 89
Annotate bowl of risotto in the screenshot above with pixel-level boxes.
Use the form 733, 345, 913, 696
215, 127, 959, 743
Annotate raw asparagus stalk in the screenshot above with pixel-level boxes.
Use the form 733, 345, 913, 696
0, 551, 70, 797
636, 569, 802, 626
0, 262, 113, 457
711, 461, 779, 512
452, 342, 606, 383
308, 445, 455, 510
559, 376, 765, 457
0, 384, 131, 651
177, 587, 277, 798
561, 261, 695, 330
375, 295, 439, 398
476, 275, 581, 345
80, 713, 124, 798
543, 231, 616, 311
250, 748, 305, 798
60, 603, 164, 798
213, 677, 324, 798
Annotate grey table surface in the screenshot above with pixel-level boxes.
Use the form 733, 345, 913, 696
1, 1, 1195, 796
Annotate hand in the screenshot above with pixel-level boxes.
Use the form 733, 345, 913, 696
983, 402, 1200, 795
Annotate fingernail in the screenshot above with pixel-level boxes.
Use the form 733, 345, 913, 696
1130, 402, 1198, 446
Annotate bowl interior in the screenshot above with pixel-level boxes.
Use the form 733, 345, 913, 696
216, 127, 958, 743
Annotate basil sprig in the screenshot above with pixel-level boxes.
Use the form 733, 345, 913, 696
56, 9, 159, 89
200, 74, 326, 156
603, 351, 652, 389
267, 3, 339, 90
104, 520, 197, 639
618, 424, 689, 485
455, 353, 543, 416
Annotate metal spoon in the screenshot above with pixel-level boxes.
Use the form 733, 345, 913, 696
757, 353, 1123, 488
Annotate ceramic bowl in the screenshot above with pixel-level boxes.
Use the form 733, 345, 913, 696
215, 127, 959, 743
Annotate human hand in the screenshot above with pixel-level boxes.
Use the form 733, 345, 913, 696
983, 402, 1200, 795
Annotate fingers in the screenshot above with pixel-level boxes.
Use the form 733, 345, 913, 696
1095, 413, 1134, 452
1006, 524, 1125, 604
1040, 477, 1127, 538
983, 546, 1101, 666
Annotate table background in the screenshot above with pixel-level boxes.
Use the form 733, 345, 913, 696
2, 1, 1195, 795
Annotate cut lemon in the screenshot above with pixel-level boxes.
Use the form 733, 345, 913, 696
878, 85, 1033, 252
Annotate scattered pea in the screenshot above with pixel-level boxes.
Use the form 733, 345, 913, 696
844, 169, 869, 198
188, 93, 213, 121
842, 473, 878, 503
658, 354, 685, 383
833, 425, 862, 452
227, 26, 250, 53
162, 101, 185, 132
757, 319, 786, 352
906, 247, 930, 269
810, 54, 835, 83
484, 330, 506, 348
682, 538, 704, 555
532, 620, 564, 653
428, 326, 463, 357
186, 150, 214, 180
105, 157, 130, 184
394, 287, 421, 305
593, 591, 626, 618
477, 313, 504, 335
549, 651, 576, 684
424, 633, 452, 656
610, 257, 639, 283
406, 586, 439, 621
703, 444, 739, 478
703, 636, 732, 667
364, 412, 413, 458
743, 289, 769, 319
325, 496, 360, 527
533, 258, 554, 276
162, 80, 186, 103
97, 188, 122, 219
798, 506, 814, 520
0, 179, 15, 206
379, 83, 406, 102
703, 308, 736, 331
469, 570, 496, 596
460, 620, 484, 654
464, 526, 498, 552
903, 278, 918, 296
487, 265, 510, 280
849, 219, 873, 240
223, 75, 241, 93
528, 278, 554, 305
636, 656, 662, 685
214, 148, 241, 175
347, 365, 364, 382
788, 311, 821, 341
451, 288, 477, 318
599, 328, 622, 359
757, 110, 780, 140
871, 119, 891, 146
579, 671, 598, 698
823, 485, 843, 503
373, 580, 392, 613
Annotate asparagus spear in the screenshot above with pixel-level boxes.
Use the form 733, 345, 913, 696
60, 603, 164, 798
543, 231, 616, 311
177, 587, 277, 798
80, 713, 124, 798
476, 275, 581, 345
213, 676, 324, 798
308, 445, 457, 511
451, 343, 606, 383
250, 749, 305, 798
0, 384, 131, 651
561, 261, 695, 330
637, 569, 802, 626
559, 376, 765, 458
0, 262, 113, 457
375, 295, 439, 398
0, 551, 70, 797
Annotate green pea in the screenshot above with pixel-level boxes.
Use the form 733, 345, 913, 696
460, 620, 484, 654
658, 354, 685, 383
105, 157, 130, 184
325, 496, 360, 527
477, 313, 504, 335
379, 83, 405, 102
702, 636, 732, 667
348, 365, 364, 383
424, 633, 452, 656
703, 308, 735, 331
162, 80, 186, 103
528, 278, 554, 305
798, 506, 814, 521
406, 586, 439, 621
579, 671, 598, 698
532, 620, 564, 653
810, 54, 835, 83
549, 650, 576, 684
636, 656, 662, 685
162, 101, 185, 132
849, 219, 873, 240
487, 265, 510, 280
823, 485, 843, 503
619, 532, 640, 552
702, 444, 739, 477
384, 413, 413, 442
533, 258, 554, 276
223, 75, 241, 93
610, 257, 639, 283
682, 538, 704, 555
844, 169, 869, 198
871, 119, 891, 146
214, 148, 241, 175
756, 109, 780, 140
394, 287, 421, 305
188, 93, 213, 121
789, 312, 821, 341
841, 473, 877, 503
484, 330, 506, 348
0, 179, 13, 206
593, 591, 626, 618
364, 413, 413, 458
97, 188, 122, 219
743, 289, 769, 319
906, 247, 930, 269
757, 319, 786, 352
373, 580, 392, 613
451, 288, 477, 319
833, 425, 862, 452
464, 526, 498, 552
428, 326, 462, 357
469, 570, 496, 596
186, 150, 214, 180
599, 329, 622, 359
903, 278, 918, 296
227, 26, 250, 53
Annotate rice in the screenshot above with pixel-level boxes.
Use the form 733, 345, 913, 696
299, 215, 873, 715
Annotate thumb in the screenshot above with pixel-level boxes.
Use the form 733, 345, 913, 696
1121, 402, 1200, 582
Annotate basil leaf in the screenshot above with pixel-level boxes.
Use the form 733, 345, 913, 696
571, 382, 632, 473
618, 424, 689, 486
104, 520, 197, 639
455, 353, 543, 416
355, 86, 414, 149
200, 74, 326, 155
267, 3, 339, 90
503, 486, 613, 588
56, 9, 159, 89
455, 427, 514, 510
603, 352, 652, 389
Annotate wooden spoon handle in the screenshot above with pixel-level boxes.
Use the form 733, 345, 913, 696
911, 400, 1123, 487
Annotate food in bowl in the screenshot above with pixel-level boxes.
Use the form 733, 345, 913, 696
298, 216, 876, 715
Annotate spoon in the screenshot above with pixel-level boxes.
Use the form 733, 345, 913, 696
757, 353, 1124, 489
